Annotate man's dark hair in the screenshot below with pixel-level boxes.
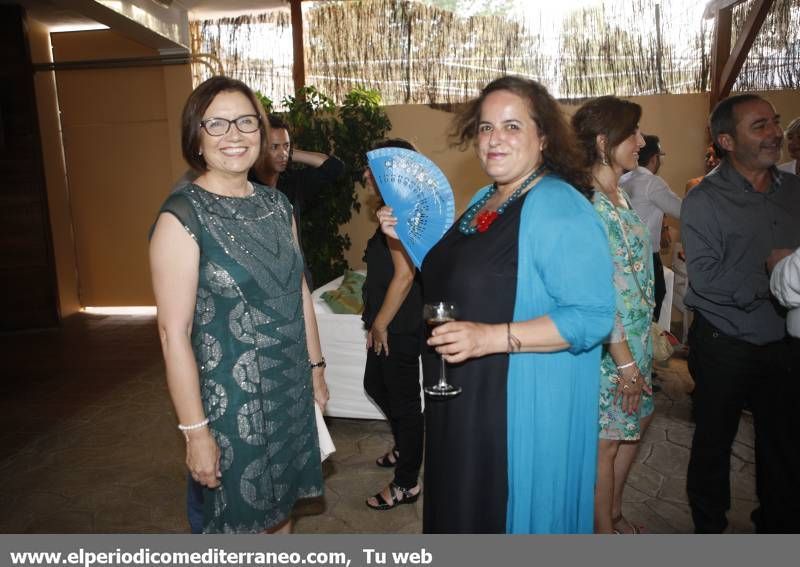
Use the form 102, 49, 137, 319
709, 93, 764, 159
268, 113, 290, 131
638, 134, 662, 167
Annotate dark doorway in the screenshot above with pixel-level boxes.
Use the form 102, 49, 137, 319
0, 5, 59, 331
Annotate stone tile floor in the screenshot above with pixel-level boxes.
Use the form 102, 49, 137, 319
0, 314, 756, 533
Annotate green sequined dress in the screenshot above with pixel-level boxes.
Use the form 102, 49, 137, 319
158, 183, 322, 533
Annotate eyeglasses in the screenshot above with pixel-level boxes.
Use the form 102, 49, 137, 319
200, 115, 260, 136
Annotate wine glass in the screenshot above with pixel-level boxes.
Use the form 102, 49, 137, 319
423, 301, 461, 398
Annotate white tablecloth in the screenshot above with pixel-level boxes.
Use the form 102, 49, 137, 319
311, 274, 384, 419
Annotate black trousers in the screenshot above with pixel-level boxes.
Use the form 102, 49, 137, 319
686, 314, 800, 533
652, 252, 666, 321
363, 332, 424, 489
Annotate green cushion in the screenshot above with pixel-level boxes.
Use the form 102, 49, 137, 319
321, 270, 366, 314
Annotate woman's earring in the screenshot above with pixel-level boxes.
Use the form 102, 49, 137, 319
600, 152, 608, 167
198, 149, 203, 156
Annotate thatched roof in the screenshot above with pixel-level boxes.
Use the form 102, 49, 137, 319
191, 0, 800, 104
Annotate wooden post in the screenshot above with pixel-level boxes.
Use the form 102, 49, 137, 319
709, 5, 732, 111
655, 2, 665, 93
717, 0, 774, 102
708, 0, 774, 111
290, 0, 305, 94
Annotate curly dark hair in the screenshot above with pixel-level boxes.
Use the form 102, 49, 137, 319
571, 96, 642, 169
181, 76, 268, 172
450, 75, 591, 197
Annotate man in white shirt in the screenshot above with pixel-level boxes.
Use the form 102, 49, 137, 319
777, 117, 799, 175
767, 246, 800, 533
620, 134, 682, 319
768, 246, 800, 338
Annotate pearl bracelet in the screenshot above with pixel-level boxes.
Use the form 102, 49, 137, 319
177, 418, 209, 431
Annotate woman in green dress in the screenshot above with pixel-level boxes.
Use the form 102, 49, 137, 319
149, 77, 328, 533
572, 97, 655, 534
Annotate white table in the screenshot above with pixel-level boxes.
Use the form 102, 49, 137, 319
311, 274, 384, 419
313, 266, 676, 419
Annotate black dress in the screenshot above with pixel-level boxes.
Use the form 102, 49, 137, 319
420, 193, 526, 533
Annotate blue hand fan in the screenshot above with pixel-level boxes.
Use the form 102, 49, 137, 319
367, 148, 455, 268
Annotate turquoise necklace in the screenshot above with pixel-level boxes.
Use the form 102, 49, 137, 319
458, 165, 546, 235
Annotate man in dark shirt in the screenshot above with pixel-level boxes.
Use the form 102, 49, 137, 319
251, 114, 345, 289
681, 94, 800, 533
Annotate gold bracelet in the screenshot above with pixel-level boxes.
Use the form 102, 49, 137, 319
618, 369, 641, 390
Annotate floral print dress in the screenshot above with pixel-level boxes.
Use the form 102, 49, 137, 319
593, 188, 655, 441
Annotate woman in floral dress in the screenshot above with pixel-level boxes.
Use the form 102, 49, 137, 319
572, 97, 655, 534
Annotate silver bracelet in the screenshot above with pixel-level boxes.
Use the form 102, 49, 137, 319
507, 322, 522, 353
616, 360, 636, 370
177, 418, 209, 431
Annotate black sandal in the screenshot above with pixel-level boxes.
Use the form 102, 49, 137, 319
365, 483, 420, 511
375, 447, 400, 468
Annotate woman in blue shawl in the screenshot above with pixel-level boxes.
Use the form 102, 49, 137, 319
378, 76, 615, 533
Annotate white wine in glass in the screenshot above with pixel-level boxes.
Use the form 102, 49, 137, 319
423, 302, 461, 398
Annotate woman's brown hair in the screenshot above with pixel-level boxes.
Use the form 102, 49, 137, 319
181, 76, 268, 172
571, 96, 642, 169
450, 75, 592, 197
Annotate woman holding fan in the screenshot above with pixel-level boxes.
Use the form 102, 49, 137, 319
361, 139, 425, 511
378, 76, 615, 533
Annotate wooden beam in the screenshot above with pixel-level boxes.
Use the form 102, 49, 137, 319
290, 0, 305, 94
717, 0, 774, 101
709, 5, 732, 110
709, 0, 775, 110
703, 0, 747, 19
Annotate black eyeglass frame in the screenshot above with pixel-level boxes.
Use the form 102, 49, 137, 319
200, 114, 261, 136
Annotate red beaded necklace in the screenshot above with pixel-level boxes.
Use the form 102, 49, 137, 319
475, 210, 499, 233
458, 166, 546, 235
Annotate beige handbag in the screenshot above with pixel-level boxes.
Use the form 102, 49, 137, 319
650, 321, 674, 363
